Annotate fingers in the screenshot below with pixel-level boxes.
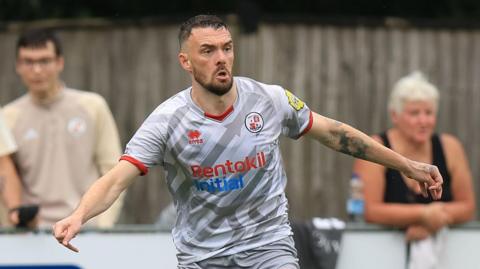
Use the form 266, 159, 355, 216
429, 186, 442, 200
429, 165, 443, 185
419, 183, 428, 198
427, 184, 441, 200
63, 242, 79, 253
52, 223, 66, 241
425, 165, 443, 200
62, 228, 77, 246
52, 222, 80, 253
428, 167, 443, 200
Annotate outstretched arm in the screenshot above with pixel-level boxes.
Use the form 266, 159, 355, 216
52, 160, 140, 252
305, 112, 442, 198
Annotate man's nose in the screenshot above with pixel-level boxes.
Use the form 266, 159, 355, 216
215, 50, 227, 64
32, 63, 43, 73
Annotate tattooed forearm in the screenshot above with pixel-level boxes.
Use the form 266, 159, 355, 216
318, 120, 343, 146
332, 130, 368, 159
318, 120, 369, 159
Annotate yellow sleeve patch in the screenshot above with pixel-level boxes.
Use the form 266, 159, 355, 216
284, 89, 305, 111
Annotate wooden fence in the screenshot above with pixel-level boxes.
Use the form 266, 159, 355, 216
0, 18, 479, 223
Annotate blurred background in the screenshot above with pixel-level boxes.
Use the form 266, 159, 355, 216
2, 0, 480, 21
1, 0, 479, 224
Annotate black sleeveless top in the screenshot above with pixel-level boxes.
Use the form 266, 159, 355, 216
381, 132, 452, 204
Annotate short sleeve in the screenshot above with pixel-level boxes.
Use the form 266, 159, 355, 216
272, 88, 313, 139
122, 112, 168, 175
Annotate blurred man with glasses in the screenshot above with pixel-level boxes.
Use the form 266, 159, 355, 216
2, 28, 123, 229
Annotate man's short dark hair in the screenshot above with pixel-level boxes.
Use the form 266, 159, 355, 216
178, 15, 228, 49
16, 28, 62, 56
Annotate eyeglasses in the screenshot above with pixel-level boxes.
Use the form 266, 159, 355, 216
18, 57, 57, 68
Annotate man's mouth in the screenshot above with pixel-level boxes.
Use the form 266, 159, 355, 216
30, 79, 45, 85
215, 70, 230, 80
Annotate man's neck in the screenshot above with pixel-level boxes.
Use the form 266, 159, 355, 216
30, 81, 63, 104
191, 82, 237, 116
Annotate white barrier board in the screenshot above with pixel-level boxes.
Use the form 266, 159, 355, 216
336, 230, 406, 269
1, 226, 479, 269
0, 232, 178, 268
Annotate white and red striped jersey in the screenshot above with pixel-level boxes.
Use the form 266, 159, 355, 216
122, 76, 313, 264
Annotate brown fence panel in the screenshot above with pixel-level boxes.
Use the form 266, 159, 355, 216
0, 19, 478, 223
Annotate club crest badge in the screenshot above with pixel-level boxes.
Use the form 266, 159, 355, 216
67, 117, 87, 137
284, 89, 305, 111
245, 112, 264, 133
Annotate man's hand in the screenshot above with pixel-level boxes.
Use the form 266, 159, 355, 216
52, 215, 83, 252
402, 160, 443, 200
8, 210, 19, 226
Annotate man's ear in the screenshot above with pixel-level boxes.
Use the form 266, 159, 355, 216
178, 53, 191, 72
56, 56, 65, 72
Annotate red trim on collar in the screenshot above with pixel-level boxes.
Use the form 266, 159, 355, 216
120, 155, 148, 176
204, 105, 234, 121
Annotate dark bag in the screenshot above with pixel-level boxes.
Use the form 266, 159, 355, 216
291, 218, 344, 269
10, 204, 39, 228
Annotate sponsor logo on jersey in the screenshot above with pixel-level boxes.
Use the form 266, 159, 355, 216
187, 129, 204, 144
284, 89, 305, 111
191, 152, 266, 193
245, 112, 264, 133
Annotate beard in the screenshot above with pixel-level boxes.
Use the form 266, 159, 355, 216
192, 67, 233, 96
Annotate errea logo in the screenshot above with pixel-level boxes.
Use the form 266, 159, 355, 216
188, 130, 204, 144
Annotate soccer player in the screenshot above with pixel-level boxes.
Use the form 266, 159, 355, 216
53, 15, 443, 268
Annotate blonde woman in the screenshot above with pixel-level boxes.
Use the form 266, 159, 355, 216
353, 71, 475, 268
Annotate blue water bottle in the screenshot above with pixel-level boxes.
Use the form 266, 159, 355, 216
346, 173, 364, 222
